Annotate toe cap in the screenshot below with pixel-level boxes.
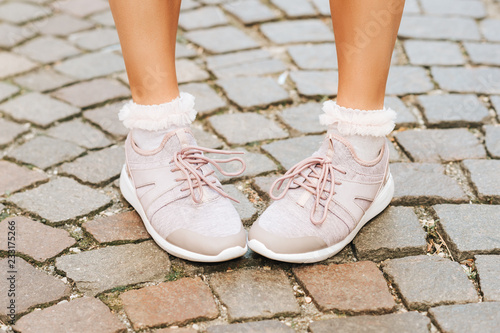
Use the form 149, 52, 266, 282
249, 221, 327, 255
166, 227, 247, 256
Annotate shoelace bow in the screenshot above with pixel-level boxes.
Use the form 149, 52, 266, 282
269, 139, 346, 225
171, 146, 246, 204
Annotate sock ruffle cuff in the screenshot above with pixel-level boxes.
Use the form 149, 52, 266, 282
118, 92, 197, 130
319, 100, 397, 137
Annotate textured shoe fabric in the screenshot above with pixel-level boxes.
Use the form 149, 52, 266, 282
120, 127, 248, 262
248, 133, 394, 263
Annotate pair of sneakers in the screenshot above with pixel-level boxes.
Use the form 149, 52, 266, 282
120, 127, 393, 263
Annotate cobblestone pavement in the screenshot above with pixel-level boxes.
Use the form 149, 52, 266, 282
1, 0, 500, 332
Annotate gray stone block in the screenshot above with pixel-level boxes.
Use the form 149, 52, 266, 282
185, 26, 258, 53
480, 19, 500, 42
180, 83, 226, 115
14, 35, 80, 64
209, 112, 288, 144
221, 184, 257, 221
270, 0, 316, 18
9, 177, 111, 223
398, 16, 481, 41
353, 207, 427, 261
434, 204, 500, 260
384, 96, 417, 126
56, 241, 170, 295
0, 2, 48, 24
484, 125, 500, 158
464, 42, 500, 66
262, 135, 323, 170
46, 119, 111, 149
208, 320, 294, 333
176, 59, 210, 83
288, 43, 337, 70
0, 22, 36, 48
223, 0, 279, 24
7, 136, 85, 169
390, 163, 467, 205
54, 51, 125, 80
217, 76, 290, 108
280, 102, 326, 134
382, 255, 479, 310
405, 40, 464, 66
395, 128, 486, 162
417, 94, 490, 126
0, 52, 37, 79
179, 6, 228, 30
290, 70, 338, 96
13, 68, 75, 92
475, 255, 500, 302
0, 81, 19, 102
462, 159, 500, 202
419, 0, 485, 18
69, 27, 119, 51
431, 67, 500, 94
429, 302, 500, 333
34, 13, 94, 36
260, 19, 334, 44
211, 58, 287, 79
386, 66, 434, 95
0, 119, 28, 147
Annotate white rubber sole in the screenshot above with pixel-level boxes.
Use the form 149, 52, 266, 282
119, 165, 248, 263
248, 173, 395, 264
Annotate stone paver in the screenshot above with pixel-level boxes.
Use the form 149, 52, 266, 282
420, 0, 486, 18
386, 66, 434, 95
223, 0, 279, 25
0, 22, 36, 48
120, 277, 218, 329
385, 96, 417, 126
480, 19, 500, 42
179, 6, 228, 30
54, 52, 125, 80
463, 159, 500, 201
52, 0, 109, 17
0, 81, 19, 102
398, 16, 481, 41
13, 68, 76, 92
0, 2, 49, 24
176, 42, 197, 58
210, 112, 288, 144
0, 161, 47, 196
53, 78, 130, 108
177, 59, 210, 83
0, 216, 75, 261
353, 207, 427, 261
429, 302, 500, 333
0, 119, 28, 147
47, 119, 111, 149
14, 36, 80, 64
60, 145, 124, 185
9, 177, 111, 223
56, 240, 170, 295
69, 28, 119, 51
310, 0, 330, 15
434, 204, 500, 260
475, 255, 500, 302
191, 125, 224, 149
217, 76, 290, 108
13, 297, 127, 333
417, 94, 490, 126
262, 135, 323, 170
210, 269, 300, 322
390, 163, 467, 204
288, 43, 337, 70
309, 312, 431, 333
185, 26, 258, 53
464, 42, 500, 66
280, 102, 327, 134
405, 40, 465, 66
7, 136, 85, 169
208, 320, 294, 333
484, 125, 500, 158
293, 261, 396, 314
180, 83, 226, 115
0, 258, 70, 320
290, 70, 338, 96
261, 19, 334, 44
271, 0, 316, 18
0, 52, 37, 79
206, 49, 271, 69
34, 13, 94, 36
382, 255, 478, 310
83, 101, 129, 138
221, 184, 258, 220
211, 58, 287, 79
0, 92, 80, 127
83, 211, 149, 243
209, 147, 277, 181
431, 67, 500, 94
395, 128, 486, 163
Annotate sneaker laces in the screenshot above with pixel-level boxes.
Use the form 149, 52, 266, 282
269, 138, 346, 225
171, 146, 246, 204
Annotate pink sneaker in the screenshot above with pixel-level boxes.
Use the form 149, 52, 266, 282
248, 133, 394, 263
120, 127, 248, 262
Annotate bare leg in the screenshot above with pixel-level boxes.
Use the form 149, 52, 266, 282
330, 0, 405, 110
109, 0, 181, 105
